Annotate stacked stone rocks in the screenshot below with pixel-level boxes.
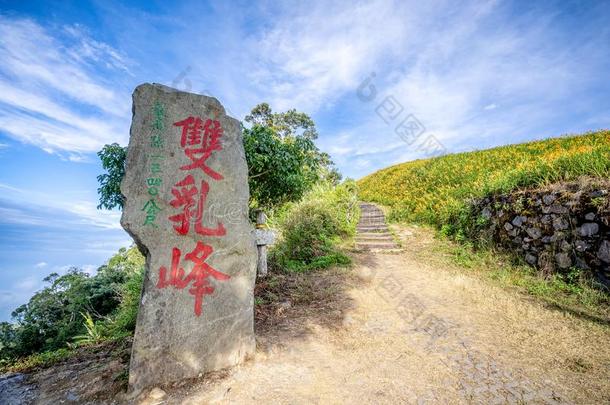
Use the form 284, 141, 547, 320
356, 203, 399, 250
471, 178, 609, 287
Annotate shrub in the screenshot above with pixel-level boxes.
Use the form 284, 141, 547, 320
103, 267, 144, 338
271, 181, 358, 272
73, 312, 105, 346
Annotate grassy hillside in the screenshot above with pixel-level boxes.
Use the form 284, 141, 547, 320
358, 130, 610, 231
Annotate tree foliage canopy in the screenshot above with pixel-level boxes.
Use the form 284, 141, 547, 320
0, 247, 144, 360
96, 143, 127, 210
245, 102, 318, 140
243, 125, 319, 205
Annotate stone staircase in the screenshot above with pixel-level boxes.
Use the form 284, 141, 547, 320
356, 202, 399, 251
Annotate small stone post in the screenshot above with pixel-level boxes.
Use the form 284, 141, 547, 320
254, 210, 275, 277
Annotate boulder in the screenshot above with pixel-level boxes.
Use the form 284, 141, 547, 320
578, 223, 599, 237
542, 194, 556, 205
121, 84, 257, 393
555, 252, 572, 269
511, 215, 527, 227
598, 240, 610, 263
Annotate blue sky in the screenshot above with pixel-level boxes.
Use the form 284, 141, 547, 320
0, 0, 609, 320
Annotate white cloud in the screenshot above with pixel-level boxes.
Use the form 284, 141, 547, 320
0, 17, 128, 115
0, 88, 124, 152
246, 0, 417, 113
66, 153, 90, 163
63, 24, 133, 75
81, 264, 98, 276
0, 16, 131, 153
67, 201, 122, 230
14, 275, 40, 291
34, 262, 47, 268
0, 182, 122, 230
1, 1, 608, 177
0, 206, 46, 226
303, 0, 610, 176
52, 263, 98, 276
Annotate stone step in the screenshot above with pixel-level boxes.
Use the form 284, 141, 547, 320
357, 223, 388, 228
356, 242, 398, 250
360, 210, 383, 214
356, 234, 394, 241
360, 216, 384, 220
357, 202, 399, 251
356, 238, 395, 244
356, 232, 393, 237
357, 226, 388, 232
357, 222, 386, 227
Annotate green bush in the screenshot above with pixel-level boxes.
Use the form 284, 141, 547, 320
271, 181, 359, 272
103, 267, 144, 338
0, 347, 72, 373
0, 246, 144, 362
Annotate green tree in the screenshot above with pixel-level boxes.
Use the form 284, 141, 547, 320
97, 143, 127, 210
244, 103, 341, 205
243, 125, 319, 205
245, 102, 318, 140
1, 247, 145, 359
10, 269, 93, 355
0, 322, 18, 360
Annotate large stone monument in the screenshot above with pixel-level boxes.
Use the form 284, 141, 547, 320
120, 84, 257, 393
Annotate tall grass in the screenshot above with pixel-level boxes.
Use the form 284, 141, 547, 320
358, 131, 610, 228
270, 180, 359, 272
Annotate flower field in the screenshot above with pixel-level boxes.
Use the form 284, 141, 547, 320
358, 130, 610, 230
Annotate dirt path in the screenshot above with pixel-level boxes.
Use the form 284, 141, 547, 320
154, 224, 609, 404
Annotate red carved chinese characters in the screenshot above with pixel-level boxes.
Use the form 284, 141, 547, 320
157, 115, 228, 316
168, 175, 226, 236
157, 242, 230, 316
173, 117, 224, 180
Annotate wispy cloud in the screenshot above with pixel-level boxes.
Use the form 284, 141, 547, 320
0, 183, 122, 230
271, 0, 610, 177
0, 16, 131, 154
245, 0, 416, 113
182, 0, 606, 178
3, 1, 608, 176
0, 206, 46, 226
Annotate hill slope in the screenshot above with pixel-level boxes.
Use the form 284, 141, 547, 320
358, 130, 610, 228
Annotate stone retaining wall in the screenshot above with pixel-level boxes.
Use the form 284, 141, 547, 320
471, 178, 609, 287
